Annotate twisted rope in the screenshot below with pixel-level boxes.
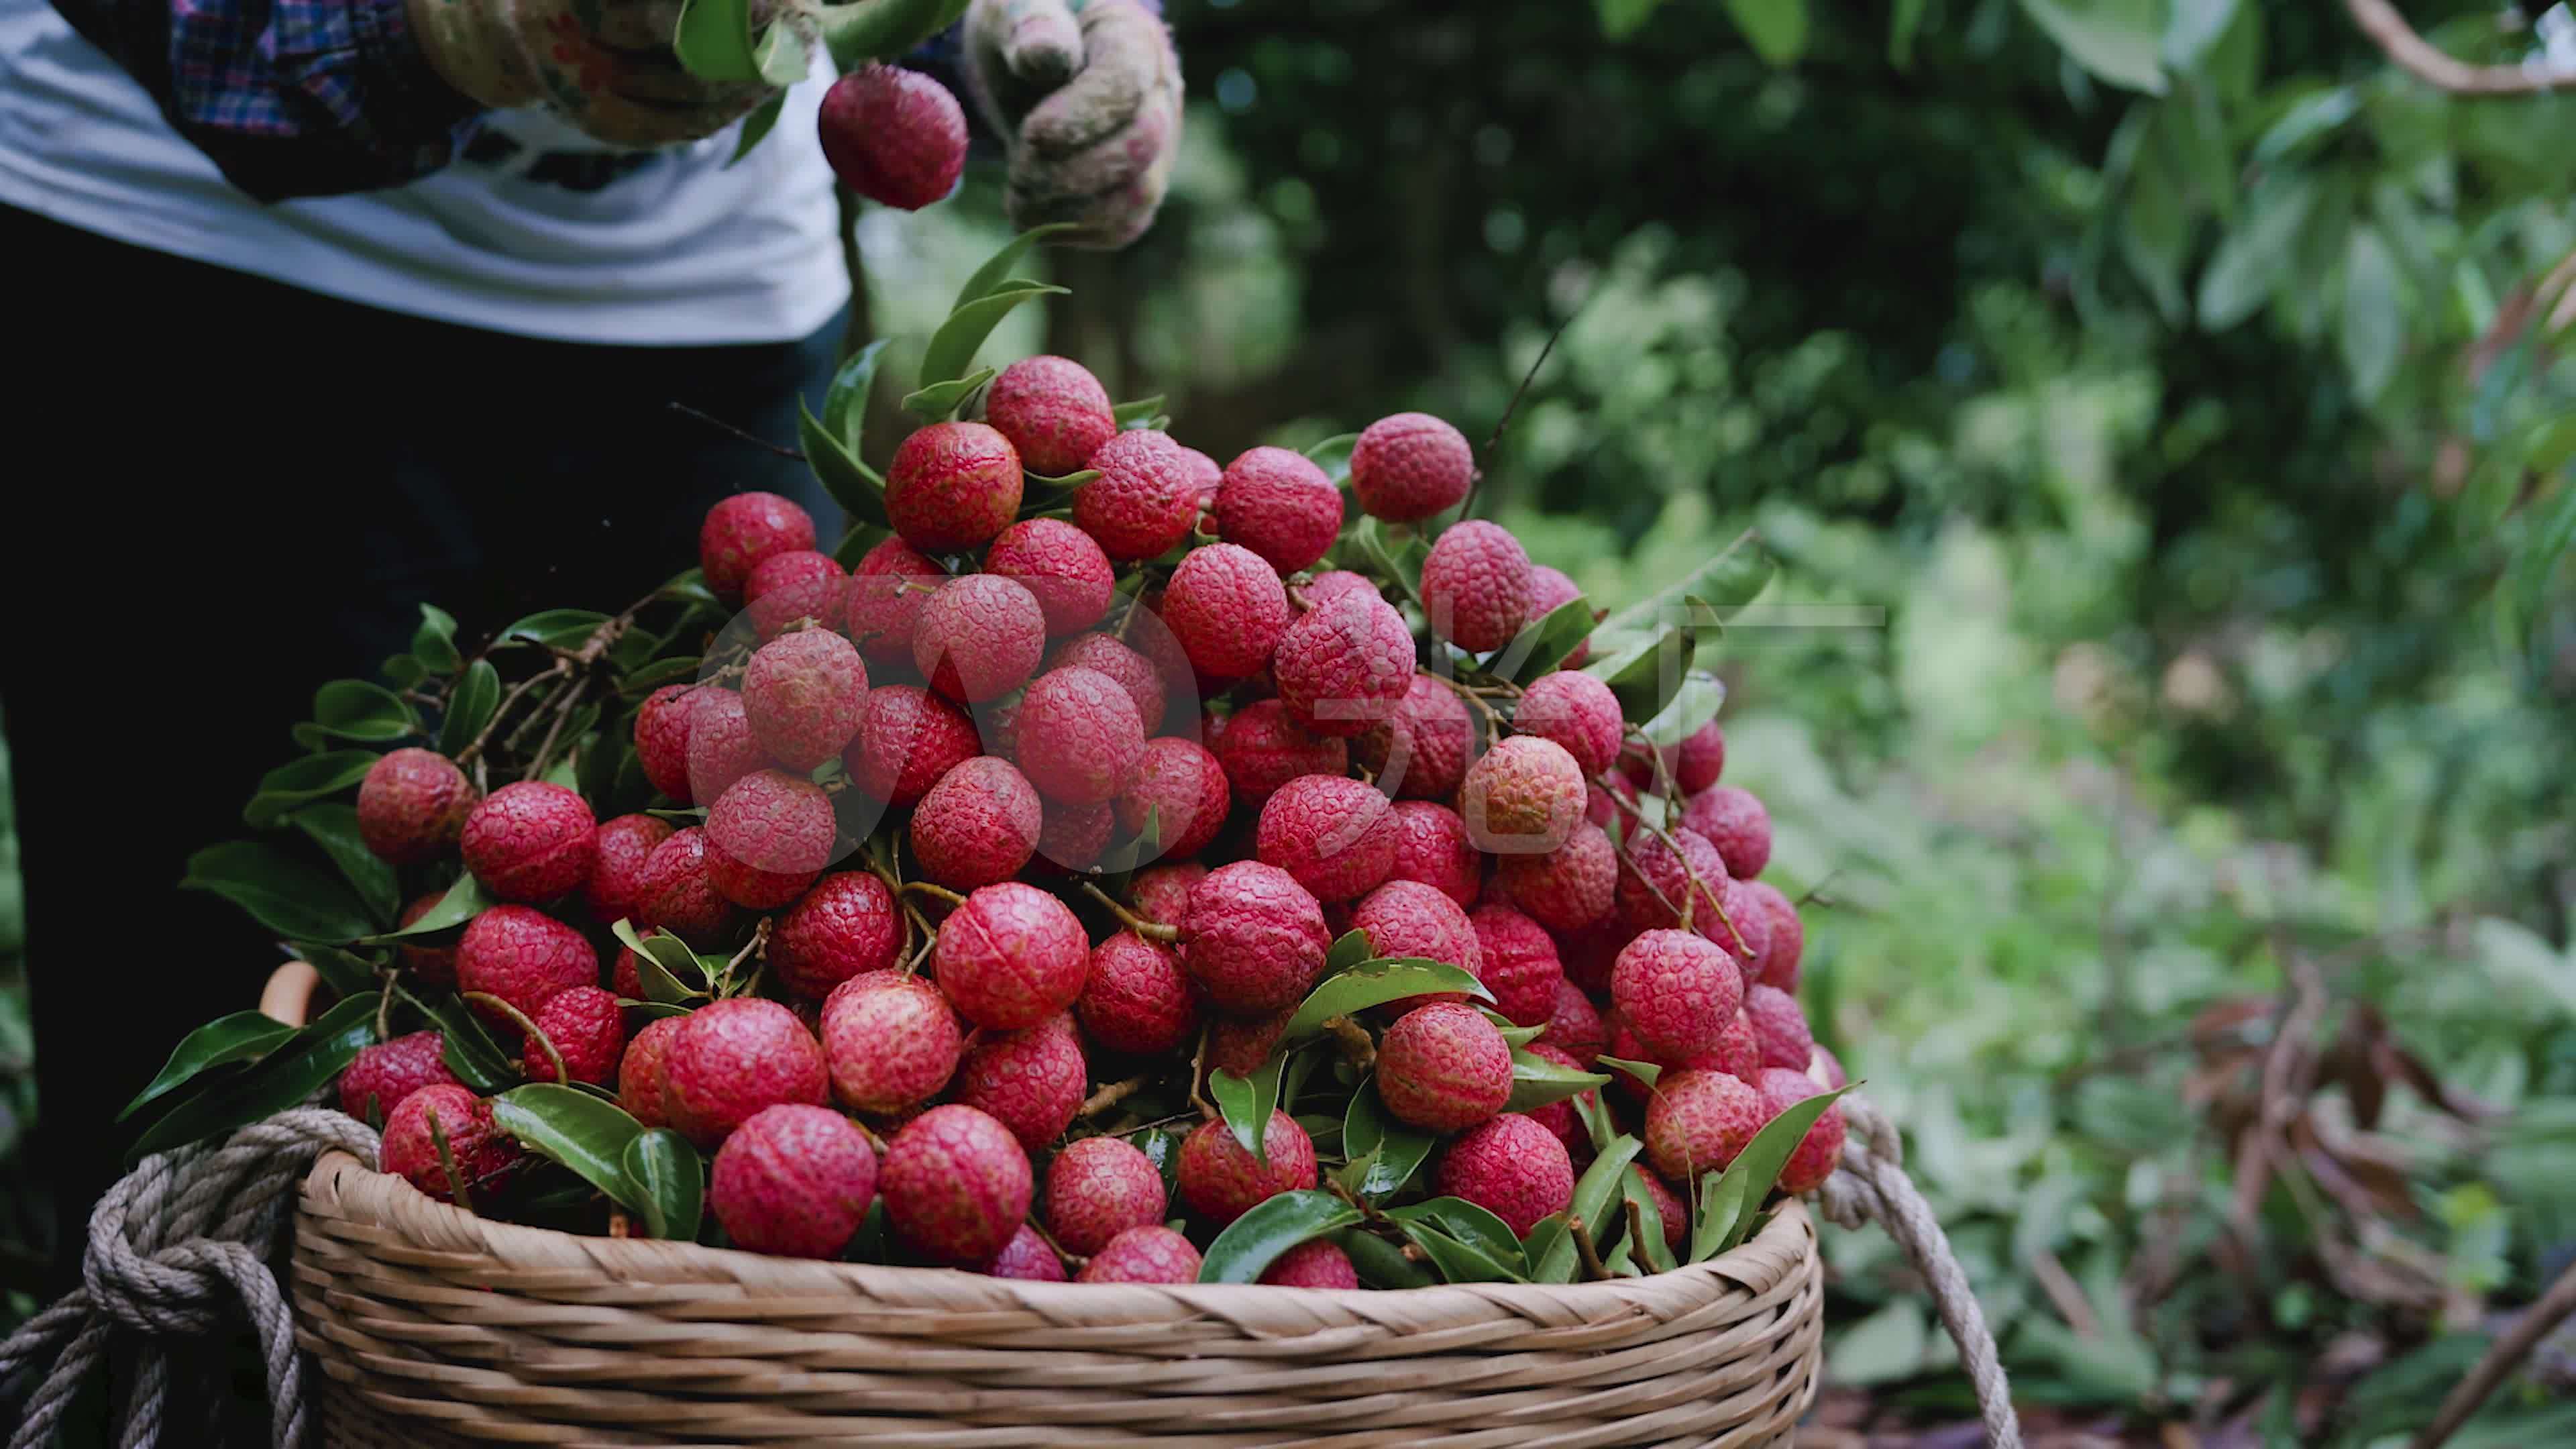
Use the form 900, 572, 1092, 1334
0, 1109, 379, 1449
1820, 1091, 2023, 1449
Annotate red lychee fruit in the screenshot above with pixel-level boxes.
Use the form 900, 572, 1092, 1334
1128, 862, 1208, 928
1077, 930, 1196, 1055
1177, 1112, 1318, 1224
885, 420, 1022, 552
684, 688, 773, 805
338, 1030, 461, 1125
1212, 699, 1348, 807
1377, 1002, 1513, 1133
820, 969, 962, 1115
909, 755, 1042, 889
356, 747, 477, 865
619, 1015, 685, 1128
1355, 673, 1474, 802
769, 872, 902, 998
1527, 566, 1593, 667
1273, 590, 1414, 738
709, 1103, 879, 1258
1256, 774, 1399, 902
1074, 429, 1199, 561
819, 62, 967, 209
1078, 1226, 1201, 1283
1539, 978, 1608, 1062
1631, 720, 1724, 794
1044, 1134, 1167, 1255
1349, 413, 1473, 523
394, 891, 459, 986
1700, 1007, 1763, 1084
1034, 800, 1113, 872
985, 355, 1116, 478
1468, 903, 1564, 1027
455, 904, 597, 1025
633, 826, 741, 947
584, 813, 675, 926
1556, 916, 1633, 994
932, 881, 1089, 1030
1681, 785, 1771, 880
983, 517, 1115, 637
1048, 633, 1168, 732
634, 684, 699, 802
704, 769, 837, 909
379, 1083, 519, 1204
1205, 1008, 1292, 1077
1260, 1238, 1358, 1289
912, 573, 1046, 704
1640, 1169, 1688, 1251
1301, 571, 1380, 609
1743, 984, 1815, 1072
1436, 1112, 1574, 1236
1177, 443, 1223, 515
1519, 1040, 1597, 1162
460, 781, 596, 903
879, 1103, 1032, 1264
1497, 819, 1617, 931
1385, 800, 1481, 908
982, 1223, 1068, 1281
1012, 665, 1146, 806
660, 998, 829, 1148
845, 684, 978, 807
1215, 446, 1342, 575
952, 1016, 1085, 1152
700, 492, 817, 602
1457, 735, 1585, 856
523, 985, 625, 1085
1752, 1067, 1844, 1193
845, 537, 948, 667
743, 628, 868, 771
1711, 876, 1772, 973
1163, 542, 1293, 680
1644, 1068, 1766, 1185
743, 549, 849, 641
1419, 521, 1533, 653
1735, 879, 1804, 992
1615, 825, 1730, 935
1609, 928, 1744, 1063
1511, 672, 1622, 776
1181, 861, 1332, 1016
1350, 879, 1483, 992
1114, 737, 1229, 863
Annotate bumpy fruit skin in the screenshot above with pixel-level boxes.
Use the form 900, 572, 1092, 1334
910, 756, 1043, 889
845, 537, 948, 667
1457, 735, 1585, 856
1615, 826, 1730, 936
1540, 979, 1609, 1063
456, 905, 597, 1024
1273, 591, 1414, 738
885, 420, 1022, 551
396, 892, 459, 985
1519, 1041, 1595, 1161
461, 782, 597, 903
744, 550, 849, 641
634, 684, 700, 802
685, 689, 773, 806
1128, 863, 1207, 928
380, 1084, 519, 1203
1386, 800, 1481, 908
356, 748, 477, 865
710, 1104, 879, 1258
932, 881, 1089, 1030
953, 1018, 1085, 1152
1177, 1112, 1318, 1224
1049, 633, 1168, 731
525, 986, 625, 1085
1349, 413, 1473, 523
985, 356, 1116, 478
1713, 877, 1772, 972
1163, 542, 1293, 680
1212, 699, 1348, 806
1681, 785, 1772, 880
1640, 720, 1725, 794
1078, 1226, 1201, 1284
847, 684, 978, 807
1743, 984, 1815, 1071
1643, 1069, 1766, 1184
633, 826, 741, 947
821, 970, 963, 1114
1012, 666, 1146, 806
619, 1016, 685, 1128
1511, 672, 1623, 776
661, 998, 829, 1148
1205, 1008, 1291, 1077
983, 1224, 1068, 1281
1419, 521, 1533, 653
1075, 429, 1200, 561
1258, 1238, 1359, 1289
1703, 1008, 1764, 1084
1351, 880, 1483, 984
1215, 446, 1342, 575
1527, 566, 1593, 667
700, 492, 817, 602
1735, 879, 1804, 991
585, 814, 675, 926
705, 769, 837, 909
1256, 775, 1400, 902
339, 1030, 461, 1124
1356, 674, 1474, 801
1587, 773, 1638, 832
1045, 1135, 1167, 1255
743, 629, 869, 771
1034, 801, 1113, 871
1556, 917, 1633, 995
1115, 737, 1229, 862
1436, 1113, 1575, 1236
983, 518, 1116, 636
818, 63, 967, 207
1181, 861, 1332, 1015
914, 574, 1046, 703
1301, 571, 1380, 609
1468, 904, 1565, 1027
1497, 820, 1617, 931
1610, 928, 1745, 1063
1377, 1003, 1513, 1133
879, 1104, 1033, 1265
770, 872, 903, 998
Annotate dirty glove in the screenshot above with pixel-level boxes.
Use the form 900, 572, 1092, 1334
962, 0, 1182, 248
407, 0, 780, 147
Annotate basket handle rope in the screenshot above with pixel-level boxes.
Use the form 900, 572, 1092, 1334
0, 1108, 379, 1449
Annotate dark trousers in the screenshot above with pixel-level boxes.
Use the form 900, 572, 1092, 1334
0, 203, 847, 1289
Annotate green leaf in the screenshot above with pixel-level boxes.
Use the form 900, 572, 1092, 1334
126, 993, 378, 1163
1282, 958, 1490, 1040
180, 841, 376, 942
119, 1011, 298, 1122
1399, 1222, 1528, 1284
823, 337, 896, 457
490, 1084, 649, 1216
1353, 517, 1428, 605
900, 367, 998, 423
1343, 1227, 1438, 1289
1488, 1016, 1546, 1048
1110, 395, 1167, 428
298, 944, 382, 998
1619, 1165, 1679, 1274
1639, 671, 1727, 748
621, 1128, 705, 1242
1197, 1190, 1363, 1283
2120, 117, 2191, 325
396, 984, 519, 1091
1341, 1084, 1436, 1198
753, 15, 808, 84
674, 0, 762, 81
1597, 0, 1668, 42
2250, 86, 2357, 169
1486, 598, 1597, 684
380, 655, 427, 690
728, 91, 788, 167
820, 0, 971, 68
286, 802, 399, 927
241, 750, 379, 829
1504, 1048, 1614, 1114
1209, 1050, 1285, 1166
412, 604, 462, 673
659, 568, 721, 607
1690, 1167, 1750, 1264
1573, 1084, 1619, 1153
2196, 174, 2319, 331
1720, 0, 1807, 65
1581, 623, 1697, 721
1596, 1055, 1661, 1089
1323, 928, 1375, 975
952, 222, 1081, 312
440, 659, 501, 756
920, 282, 1067, 392
612, 918, 710, 1000
1595, 529, 1773, 639
1303, 431, 1358, 486
1521, 1213, 1572, 1272
310, 679, 416, 743
798, 400, 892, 527
2161, 0, 2237, 69
360, 874, 490, 943
1386, 1197, 1528, 1277
500, 609, 611, 651
2018, 0, 2167, 95
1889, 0, 1926, 66
1534, 1135, 1643, 1282
1689, 1083, 1856, 1260
2340, 225, 2404, 403
1016, 468, 1099, 520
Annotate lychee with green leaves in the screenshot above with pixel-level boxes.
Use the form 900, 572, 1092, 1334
879, 1104, 1032, 1265
523, 985, 624, 1085
985, 354, 1116, 478
460, 781, 596, 903
1176, 1112, 1318, 1224
1350, 879, 1482, 983
356, 747, 477, 865
1115, 736, 1230, 861
710, 1103, 879, 1258
1375, 1002, 1513, 1134
455, 904, 597, 1026
379, 1083, 520, 1204
1527, 565, 1593, 667
1260, 1239, 1359, 1289
1644, 1067, 1766, 1185
338, 1030, 461, 1126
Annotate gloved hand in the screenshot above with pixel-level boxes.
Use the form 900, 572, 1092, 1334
961, 0, 1182, 248
406, 0, 780, 147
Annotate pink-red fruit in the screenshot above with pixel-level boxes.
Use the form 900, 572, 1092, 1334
985, 356, 1117, 478
1350, 413, 1473, 522
619, 1016, 685, 1128
744, 549, 848, 641
1256, 774, 1400, 901
1076, 429, 1200, 561
931, 881, 1089, 1030
585, 813, 675, 925
983, 1224, 1067, 1281
1436, 1113, 1575, 1236
887, 421, 1022, 552
1358, 674, 1474, 801
633, 684, 698, 802
633, 826, 740, 947
913, 574, 1046, 703
1756, 1067, 1847, 1193
660, 998, 829, 1148
1497, 819, 1617, 930
1077, 931, 1197, 1054
1012, 666, 1146, 805
819, 64, 968, 211
1162, 542, 1293, 680
845, 537, 946, 666
380, 1084, 519, 1203
910, 756, 1042, 888
1078, 1226, 1201, 1283
460, 782, 596, 902
1609, 928, 1745, 1062
1181, 861, 1332, 1015
879, 1104, 1033, 1264
1681, 785, 1772, 879
820, 970, 963, 1114
742, 629, 868, 771
1260, 1240, 1359, 1289
1642, 1068, 1766, 1184
704, 769, 837, 908
1419, 520, 1532, 652
710, 1104, 879, 1258
1212, 700, 1347, 806
455, 904, 597, 1024
356, 748, 477, 865
983, 517, 1116, 635
1045, 1135, 1167, 1255
1272, 591, 1413, 738
1215, 446, 1342, 574
1512, 672, 1623, 776
700, 492, 817, 602
524, 986, 625, 1085
339, 1031, 461, 1124
1375, 1002, 1513, 1133
847, 684, 979, 807
952, 1020, 1085, 1153
1456, 735, 1585, 855
1177, 1112, 1319, 1224
769, 872, 903, 999
1116, 737, 1230, 862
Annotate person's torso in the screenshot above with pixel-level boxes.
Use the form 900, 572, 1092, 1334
0, 0, 847, 344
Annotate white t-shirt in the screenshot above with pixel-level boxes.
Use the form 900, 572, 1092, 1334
0, 0, 847, 345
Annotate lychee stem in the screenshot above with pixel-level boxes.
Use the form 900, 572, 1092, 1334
1078, 1075, 1150, 1120
1187, 1027, 1216, 1121
1603, 786, 1750, 958
462, 991, 566, 1086
1322, 1016, 1377, 1073
1624, 1197, 1658, 1263
901, 880, 969, 908
425, 1108, 477, 1216
455, 658, 569, 766
1569, 1214, 1609, 1281
1076, 880, 1181, 944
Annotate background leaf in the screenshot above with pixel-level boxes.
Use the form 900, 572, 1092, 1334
118, 1011, 297, 1122
126, 993, 378, 1162
1198, 1189, 1362, 1282
180, 842, 375, 942
920, 284, 1068, 390
286, 803, 398, 927
490, 1083, 648, 1216
439, 660, 500, 756
621, 1128, 704, 1242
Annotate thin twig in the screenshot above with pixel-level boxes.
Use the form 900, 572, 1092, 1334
1079, 1075, 1150, 1119
463, 991, 565, 1085
1026, 1218, 1087, 1273
455, 657, 569, 766
902, 880, 969, 909
426, 1109, 477, 1216
2411, 1256, 2576, 1449
667, 400, 807, 459
1188, 1026, 1216, 1120
1079, 879, 1182, 943
2343, 0, 2576, 96
1485, 305, 1579, 456
1570, 1214, 1609, 1281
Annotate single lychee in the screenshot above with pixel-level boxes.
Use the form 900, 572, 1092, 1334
632, 826, 741, 947
1540, 978, 1608, 1062
1177, 444, 1223, 518
1177, 1112, 1318, 1224
912, 573, 1046, 703
1435, 1113, 1574, 1236
460, 782, 596, 903
909, 755, 1042, 888
1301, 571, 1381, 608
1074, 429, 1199, 561
845, 684, 978, 807
1511, 672, 1622, 776
660, 998, 829, 1148
1012, 665, 1146, 806
1355, 674, 1474, 801
394, 891, 459, 986
1497, 819, 1617, 931
356, 747, 477, 865
982, 1223, 1068, 1281
819, 63, 968, 209
338, 1030, 461, 1125
1349, 413, 1473, 523
1527, 566, 1593, 667
704, 769, 837, 909
1127, 862, 1208, 929
879, 1103, 1032, 1264
524, 985, 625, 1085
379, 1083, 519, 1204
584, 814, 675, 926
820, 969, 963, 1115
1260, 1238, 1358, 1289
1048, 632, 1169, 733
1681, 785, 1771, 880
1114, 737, 1229, 862
1350, 880, 1483, 995
768, 872, 902, 998
1273, 590, 1414, 738
1743, 984, 1815, 1072
845, 537, 948, 667
1044, 1134, 1167, 1255
743, 549, 849, 641
1615, 825, 1730, 935
1609, 928, 1744, 1063
1703, 1008, 1763, 1083
1256, 774, 1400, 901
1468, 903, 1564, 1027
1163, 542, 1293, 680
1385, 800, 1481, 908
1631, 720, 1724, 794
931, 881, 1089, 1030
1376, 1002, 1513, 1133
700, 492, 817, 602
634, 684, 699, 802
1181, 861, 1332, 1016
1643, 1068, 1766, 1185
1077, 1226, 1201, 1283
953, 1018, 1085, 1152
684, 688, 773, 805
1456, 735, 1585, 856
743, 628, 868, 771
1034, 800, 1114, 872
1212, 699, 1348, 807
985, 355, 1116, 478
710, 1103, 879, 1258
1215, 446, 1342, 575
455, 904, 598, 1024
1205, 1008, 1292, 1077
1419, 521, 1533, 653
1735, 879, 1804, 991
619, 1015, 686, 1129
983, 517, 1115, 637
885, 421, 1022, 552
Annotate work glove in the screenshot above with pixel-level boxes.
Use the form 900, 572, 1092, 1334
961, 0, 1182, 248
406, 0, 780, 148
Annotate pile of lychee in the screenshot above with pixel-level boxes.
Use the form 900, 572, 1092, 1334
340, 350, 1846, 1287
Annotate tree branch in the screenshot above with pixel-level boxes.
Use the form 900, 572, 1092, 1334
2343, 0, 2576, 96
